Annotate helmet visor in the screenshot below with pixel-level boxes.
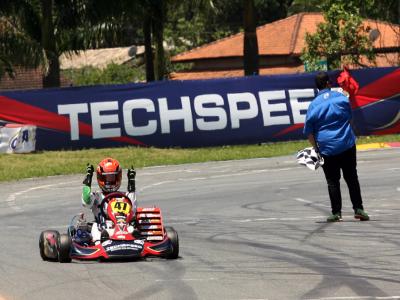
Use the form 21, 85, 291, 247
100, 172, 119, 184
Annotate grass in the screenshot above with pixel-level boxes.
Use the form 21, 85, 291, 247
0, 134, 398, 182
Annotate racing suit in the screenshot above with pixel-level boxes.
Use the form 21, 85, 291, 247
81, 166, 137, 244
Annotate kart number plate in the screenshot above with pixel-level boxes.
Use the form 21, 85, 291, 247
110, 201, 131, 215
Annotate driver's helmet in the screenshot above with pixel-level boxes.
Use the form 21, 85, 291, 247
96, 158, 122, 193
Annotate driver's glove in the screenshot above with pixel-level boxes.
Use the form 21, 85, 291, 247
83, 163, 94, 187
127, 167, 136, 193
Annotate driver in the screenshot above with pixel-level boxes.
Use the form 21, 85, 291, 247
81, 157, 137, 244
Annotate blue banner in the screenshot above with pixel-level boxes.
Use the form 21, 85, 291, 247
0, 67, 399, 150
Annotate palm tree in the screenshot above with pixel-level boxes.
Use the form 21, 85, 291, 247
140, 0, 166, 81
0, 0, 88, 87
143, 0, 215, 81
243, 0, 259, 76
143, 8, 155, 82
0, 16, 47, 79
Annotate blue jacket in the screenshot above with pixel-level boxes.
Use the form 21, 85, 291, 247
303, 89, 356, 156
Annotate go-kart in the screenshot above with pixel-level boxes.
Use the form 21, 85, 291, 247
39, 192, 179, 262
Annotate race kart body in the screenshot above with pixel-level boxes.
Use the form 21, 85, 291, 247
39, 192, 179, 262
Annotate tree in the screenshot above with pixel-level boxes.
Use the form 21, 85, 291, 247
0, 16, 47, 79
288, 0, 322, 15
165, 0, 295, 55
143, 8, 155, 82
243, 0, 259, 75
74, 0, 167, 82
149, 0, 167, 80
0, 0, 89, 87
301, 2, 376, 71
289, 0, 399, 24
41, 0, 59, 87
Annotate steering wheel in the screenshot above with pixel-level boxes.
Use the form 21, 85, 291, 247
99, 191, 133, 219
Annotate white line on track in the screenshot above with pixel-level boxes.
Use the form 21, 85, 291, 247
155, 278, 217, 282
139, 180, 175, 192
234, 216, 325, 223
138, 167, 297, 193
4, 181, 76, 212
294, 197, 330, 208
140, 169, 201, 176
306, 296, 400, 300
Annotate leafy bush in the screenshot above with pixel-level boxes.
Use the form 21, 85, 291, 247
62, 63, 145, 86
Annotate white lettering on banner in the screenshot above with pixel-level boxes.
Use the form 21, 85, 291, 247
57, 89, 316, 141
91, 101, 121, 139
194, 94, 227, 131
227, 93, 258, 129
58, 103, 89, 140
158, 97, 193, 134
123, 99, 157, 136
289, 89, 315, 124
259, 91, 290, 126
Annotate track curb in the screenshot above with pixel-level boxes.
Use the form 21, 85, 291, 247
357, 142, 400, 151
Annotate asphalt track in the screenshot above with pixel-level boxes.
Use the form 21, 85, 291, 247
0, 148, 399, 300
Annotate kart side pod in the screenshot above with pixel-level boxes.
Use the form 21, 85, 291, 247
136, 207, 165, 241
136, 207, 179, 259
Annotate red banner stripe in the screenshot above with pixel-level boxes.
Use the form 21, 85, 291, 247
273, 123, 304, 137
0, 96, 145, 146
353, 69, 400, 109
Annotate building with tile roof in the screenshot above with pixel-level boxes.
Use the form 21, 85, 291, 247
170, 13, 400, 80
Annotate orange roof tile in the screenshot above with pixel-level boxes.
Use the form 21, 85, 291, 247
172, 13, 400, 62
170, 65, 305, 81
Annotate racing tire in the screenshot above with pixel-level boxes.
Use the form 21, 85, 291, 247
57, 233, 72, 263
39, 230, 59, 261
164, 226, 179, 259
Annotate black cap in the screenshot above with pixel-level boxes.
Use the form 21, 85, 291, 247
315, 72, 331, 90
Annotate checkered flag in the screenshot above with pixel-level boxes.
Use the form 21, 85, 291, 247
296, 147, 324, 170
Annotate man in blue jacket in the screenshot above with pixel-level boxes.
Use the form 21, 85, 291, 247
304, 72, 369, 222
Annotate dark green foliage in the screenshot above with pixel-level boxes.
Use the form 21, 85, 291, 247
0, 17, 47, 78
0, 0, 91, 86
165, 0, 294, 56
1, 0, 398, 85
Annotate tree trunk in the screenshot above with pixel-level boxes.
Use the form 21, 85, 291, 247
152, 1, 166, 80
398, 0, 400, 24
41, 0, 60, 88
143, 10, 155, 82
243, 0, 259, 76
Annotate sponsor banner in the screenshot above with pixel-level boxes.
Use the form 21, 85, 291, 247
0, 67, 398, 150
0, 124, 36, 153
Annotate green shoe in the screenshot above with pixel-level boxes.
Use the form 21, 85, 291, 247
327, 213, 342, 222
354, 209, 370, 221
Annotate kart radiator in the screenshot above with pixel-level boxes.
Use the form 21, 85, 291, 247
136, 207, 164, 241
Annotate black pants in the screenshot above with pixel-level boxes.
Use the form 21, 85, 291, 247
322, 145, 364, 215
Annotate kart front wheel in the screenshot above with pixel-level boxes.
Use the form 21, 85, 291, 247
57, 233, 72, 263
164, 226, 179, 259
39, 230, 60, 261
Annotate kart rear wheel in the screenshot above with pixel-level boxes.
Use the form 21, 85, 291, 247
57, 233, 72, 263
39, 230, 59, 261
165, 226, 179, 259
